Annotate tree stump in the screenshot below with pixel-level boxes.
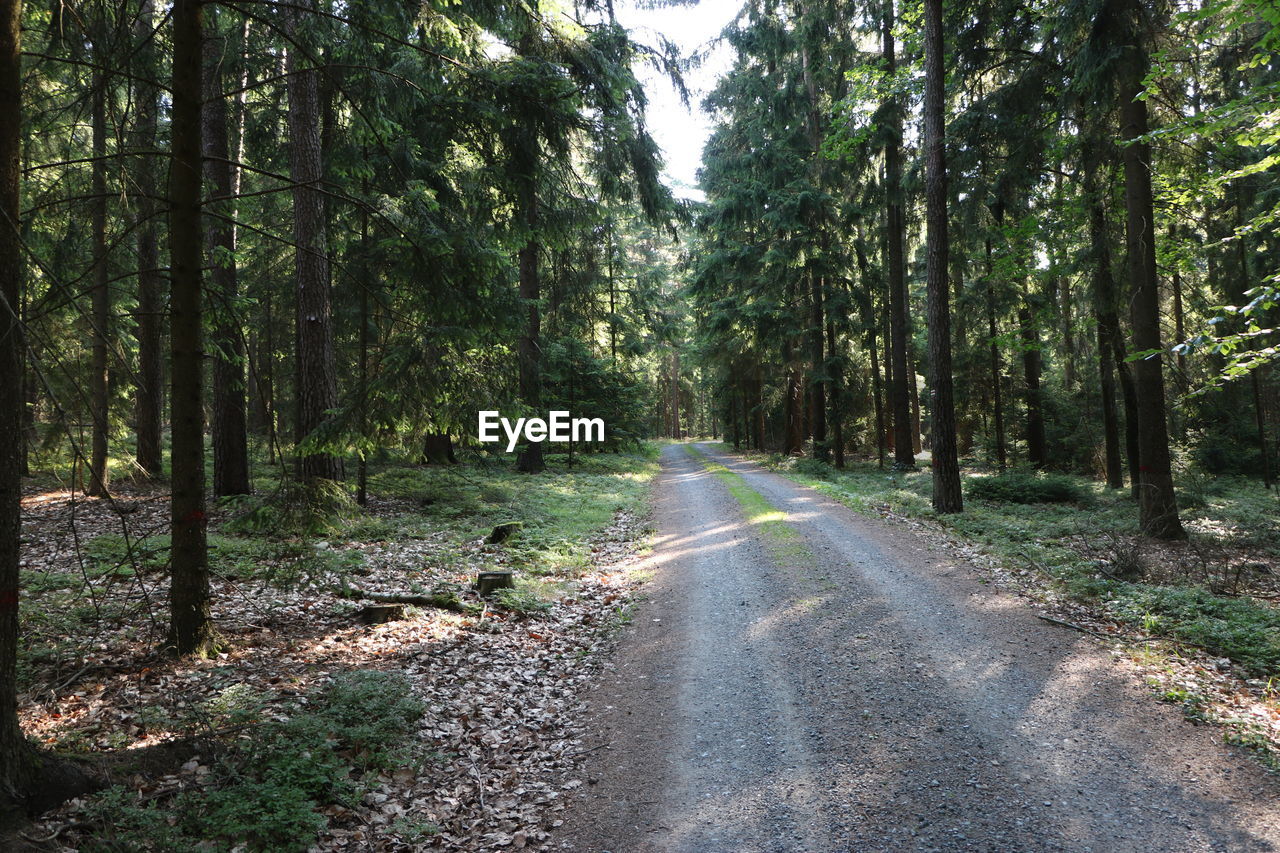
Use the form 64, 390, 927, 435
357, 603, 406, 625
486, 522, 522, 544
476, 571, 514, 596
422, 433, 458, 465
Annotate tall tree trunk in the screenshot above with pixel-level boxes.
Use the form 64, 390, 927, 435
827, 317, 844, 468
0, 0, 30, 820
357, 171, 369, 506
810, 273, 828, 460
204, 10, 250, 497
671, 349, 682, 440
169, 0, 218, 656
984, 239, 1007, 470
1019, 301, 1047, 468
515, 214, 545, 471
923, 0, 961, 512
883, 4, 914, 469
784, 332, 804, 454
134, 0, 163, 477
753, 363, 766, 451
1085, 150, 1124, 488
1118, 0, 1184, 539
87, 69, 110, 498
287, 0, 341, 482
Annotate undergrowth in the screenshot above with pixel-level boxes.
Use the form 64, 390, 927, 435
78, 670, 426, 852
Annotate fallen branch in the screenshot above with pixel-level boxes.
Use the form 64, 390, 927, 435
336, 584, 474, 614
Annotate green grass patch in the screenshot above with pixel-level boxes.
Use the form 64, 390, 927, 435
687, 445, 811, 563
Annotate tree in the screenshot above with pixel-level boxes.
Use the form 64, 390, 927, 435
0, 0, 27, 821
169, 0, 218, 656
204, 8, 250, 496
87, 24, 110, 497
882, 0, 915, 469
288, 0, 341, 483
133, 0, 163, 478
1114, 0, 1185, 539
923, 0, 962, 512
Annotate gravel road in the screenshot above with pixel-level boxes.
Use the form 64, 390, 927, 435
554, 443, 1280, 852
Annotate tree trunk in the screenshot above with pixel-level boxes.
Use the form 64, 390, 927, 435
753, 364, 766, 451
985, 239, 1007, 470
883, 7, 914, 469
204, 11, 250, 497
288, 0, 341, 483
1085, 150, 1124, 489
1019, 302, 1046, 468
169, 0, 218, 656
87, 69, 110, 498
134, 0, 163, 478
0, 0, 31, 821
810, 273, 828, 460
923, 0, 962, 512
827, 317, 844, 468
1119, 0, 1184, 539
422, 434, 457, 465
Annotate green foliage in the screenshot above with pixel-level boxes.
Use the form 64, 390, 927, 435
965, 471, 1087, 504
79, 671, 425, 852
223, 479, 356, 538
1108, 586, 1280, 678
492, 580, 556, 615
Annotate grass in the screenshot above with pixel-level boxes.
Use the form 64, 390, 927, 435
686, 445, 812, 564
724, 445, 1280, 680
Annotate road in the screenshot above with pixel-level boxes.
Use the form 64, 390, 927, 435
554, 442, 1280, 852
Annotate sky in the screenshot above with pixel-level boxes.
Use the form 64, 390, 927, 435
614, 0, 743, 201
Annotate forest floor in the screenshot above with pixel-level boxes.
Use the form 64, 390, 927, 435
556, 442, 1280, 852
14, 447, 661, 851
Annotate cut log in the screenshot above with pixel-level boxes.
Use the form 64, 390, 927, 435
337, 583, 473, 614
476, 570, 514, 596
486, 521, 522, 544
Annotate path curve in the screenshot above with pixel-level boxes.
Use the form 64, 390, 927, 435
555, 443, 1280, 852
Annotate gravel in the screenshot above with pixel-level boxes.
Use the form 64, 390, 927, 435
554, 443, 1280, 852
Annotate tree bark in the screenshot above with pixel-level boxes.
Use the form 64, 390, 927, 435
134, 0, 163, 478
204, 10, 250, 497
0, 0, 31, 821
827, 317, 844, 468
984, 238, 1007, 470
1085, 149, 1124, 489
883, 3, 914, 469
1118, 0, 1184, 539
1019, 301, 1047, 468
87, 68, 110, 498
810, 273, 828, 460
169, 0, 218, 657
288, 0, 341, 483
923, 0, 962, 512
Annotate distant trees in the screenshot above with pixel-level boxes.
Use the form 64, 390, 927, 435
691, 0, 1277, 537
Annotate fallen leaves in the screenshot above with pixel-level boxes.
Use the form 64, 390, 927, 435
19, 479, 654, 851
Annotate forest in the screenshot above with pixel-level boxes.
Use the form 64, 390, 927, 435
1, 0, 1279, 848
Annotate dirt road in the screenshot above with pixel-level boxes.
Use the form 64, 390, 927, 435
554, 443, 1280, 852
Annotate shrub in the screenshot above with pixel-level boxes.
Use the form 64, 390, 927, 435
793, 458, 834, 479
78, 671, 426, 851
965, 471, 1086, 504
